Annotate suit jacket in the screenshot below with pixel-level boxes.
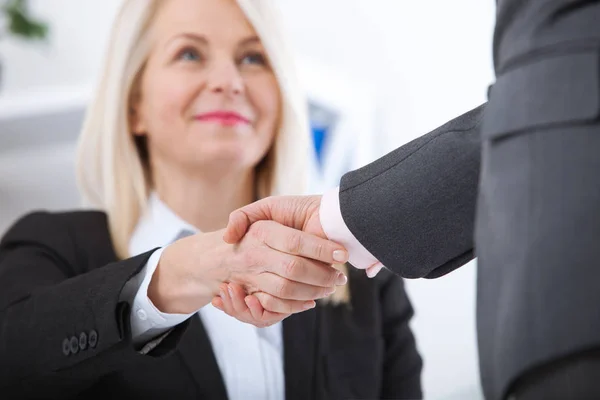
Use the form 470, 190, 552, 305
339, 2, 600, 399
0, 211, 422, 400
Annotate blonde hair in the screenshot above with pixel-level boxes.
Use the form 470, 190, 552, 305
75, 0, 349, 304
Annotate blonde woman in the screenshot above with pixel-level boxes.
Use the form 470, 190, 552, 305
0, 0, 422, 399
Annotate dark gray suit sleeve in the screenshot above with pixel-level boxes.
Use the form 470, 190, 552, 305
338, 104, 483, 279
0, 212, 188, 398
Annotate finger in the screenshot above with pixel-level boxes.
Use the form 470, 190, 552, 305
218, 284, 234, 314
253, 292, 315, 314
258, 247, 347, 287
212, 296, 224, 310
214, 287, 290, 327
253, 271, 336, 301
227, 283, 252, 314
245, 295, 266, 320
245, 295, 290, 325
255, 221, 348, 265
366, 262, 384, 278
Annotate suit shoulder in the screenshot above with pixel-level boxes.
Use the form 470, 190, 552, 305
438, 103, 485, 134
2, 209, 108, 245
1, 209, 115, 274
4, 209, 107, 231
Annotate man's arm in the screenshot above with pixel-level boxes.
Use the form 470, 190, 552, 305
225, 104, 484, 280
332, 104, 484, 278
219, 104, 484, 324
320, 106, 483, 278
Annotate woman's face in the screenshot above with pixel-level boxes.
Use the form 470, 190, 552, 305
132, 0, 280, 173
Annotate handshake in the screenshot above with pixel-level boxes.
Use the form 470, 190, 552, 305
151, 194, 383, 328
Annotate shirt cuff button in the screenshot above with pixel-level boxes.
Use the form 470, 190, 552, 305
137, 308, 148, 321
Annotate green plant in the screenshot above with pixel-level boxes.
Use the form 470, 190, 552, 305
1, 0, 48, 41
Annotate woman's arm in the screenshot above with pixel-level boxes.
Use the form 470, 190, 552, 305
0, 212, 187, 398
0, 211, 346, 397
377, 270, 423, 399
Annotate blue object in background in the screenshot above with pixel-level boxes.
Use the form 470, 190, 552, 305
311, 123, 328, 167
309, 101, 338, 170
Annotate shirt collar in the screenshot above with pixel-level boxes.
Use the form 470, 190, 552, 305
128, 192, 200, 256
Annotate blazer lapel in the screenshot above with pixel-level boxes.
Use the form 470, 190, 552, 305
283, 307, 319, 400
176, 315, 228, 399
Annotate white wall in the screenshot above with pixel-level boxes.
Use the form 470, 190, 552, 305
0, 1, 496, 399
0, 0, 121, 94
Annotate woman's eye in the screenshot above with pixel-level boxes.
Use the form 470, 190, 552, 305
177, 48, 201, 62
240, 52, 267, 66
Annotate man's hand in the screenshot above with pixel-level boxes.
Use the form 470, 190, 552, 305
214, 195, 337, 326
223, 194, 382, 277
223, 195, 331, 249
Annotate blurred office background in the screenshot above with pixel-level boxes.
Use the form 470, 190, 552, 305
0, 1, 495, 398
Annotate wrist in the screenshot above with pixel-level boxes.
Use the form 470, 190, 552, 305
148, 232, 227, 314
147, 253, 196, 313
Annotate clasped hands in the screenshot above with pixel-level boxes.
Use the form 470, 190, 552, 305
214, 195, 337, 327
217, 194, 381, 327
150, 195, 376, 328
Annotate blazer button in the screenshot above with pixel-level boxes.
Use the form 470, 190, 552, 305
79, 332, 88, 351
62, 338, 71, 356
88, 330, 98, 349
69, 336, 80, 354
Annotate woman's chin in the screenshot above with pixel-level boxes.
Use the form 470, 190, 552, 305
188, 151, 263, 172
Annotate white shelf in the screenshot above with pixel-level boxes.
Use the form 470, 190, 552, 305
0, 84, 92, 121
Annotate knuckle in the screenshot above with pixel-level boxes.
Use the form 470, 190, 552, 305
245, 282, 259, 294
275, 280, 289, 298
248, 222, 267, 242
327, 266, 338, 286
286, 232, 302, 254
284, 301, 293, 314
315, 242, 324, 259
283, 257, 298, 278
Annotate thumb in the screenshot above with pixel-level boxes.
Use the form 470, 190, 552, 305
223, 199, 275, 243
223, 209, 252, 244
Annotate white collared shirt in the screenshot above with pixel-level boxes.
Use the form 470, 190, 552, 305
121, 193, 284, 400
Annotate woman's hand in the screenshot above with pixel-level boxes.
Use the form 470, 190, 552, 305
212, 282, 293, 328
147, 220, 348, 315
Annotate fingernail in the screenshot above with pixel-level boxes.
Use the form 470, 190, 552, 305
326, 287, 336, 296
227, 286, 234, 298
333, 250, 348, 262
335, 272, 347, 285
303, 301, 316, 310
220, 289, 227, 299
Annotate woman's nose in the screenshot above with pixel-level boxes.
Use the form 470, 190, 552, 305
206, 61, 244, 96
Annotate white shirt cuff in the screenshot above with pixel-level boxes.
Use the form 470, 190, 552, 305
319, 186, 383, 274
127, 247, 196, 345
